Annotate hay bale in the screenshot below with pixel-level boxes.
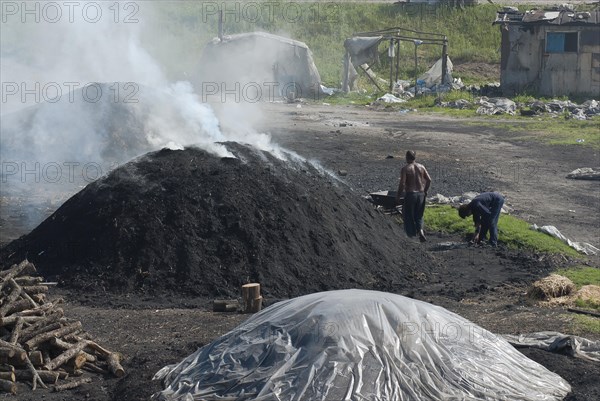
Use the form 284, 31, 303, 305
543, 295, 573, 308
528, 274, 576, 300
575, 285, 600, 307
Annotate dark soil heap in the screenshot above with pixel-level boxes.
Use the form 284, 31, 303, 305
1, 143, 437, 298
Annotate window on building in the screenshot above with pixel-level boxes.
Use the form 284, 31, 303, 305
546, 32, 578, 53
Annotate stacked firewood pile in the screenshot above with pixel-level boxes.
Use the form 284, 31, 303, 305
0, 260, 124, 394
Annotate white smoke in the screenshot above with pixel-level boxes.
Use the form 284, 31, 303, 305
0, 1, 291, 238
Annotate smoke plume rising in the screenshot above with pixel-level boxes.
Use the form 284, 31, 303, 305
0, 1, 287, 237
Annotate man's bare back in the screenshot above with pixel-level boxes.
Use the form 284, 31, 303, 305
400, 162, 430, 193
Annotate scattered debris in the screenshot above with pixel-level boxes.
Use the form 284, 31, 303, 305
476, 97, 517, 115
519, 99, 600, 120
437, 98, 472, 109
530, 224, 599, 255
566, 167, 600, 181
375, 93, 406, 104
504, 332, 600, 362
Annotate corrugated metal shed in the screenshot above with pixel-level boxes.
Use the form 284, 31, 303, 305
495, 9, 600, 26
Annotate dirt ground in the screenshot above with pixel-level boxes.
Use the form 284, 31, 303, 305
2, 102, 599, 400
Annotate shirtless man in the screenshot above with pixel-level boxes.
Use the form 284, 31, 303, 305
396, 150, 432, 242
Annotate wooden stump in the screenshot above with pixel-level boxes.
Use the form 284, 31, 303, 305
0, 378, 16, 394
241, 283, 262, 314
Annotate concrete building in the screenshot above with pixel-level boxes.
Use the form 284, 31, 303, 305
495, 8, 600, 97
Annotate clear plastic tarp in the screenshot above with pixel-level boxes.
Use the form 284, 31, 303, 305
152, 289, 571, 401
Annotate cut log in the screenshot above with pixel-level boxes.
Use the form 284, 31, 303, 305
213, 299, 239, 312
5, 299, 31, 316
19, 311, 65, 342
9, 317, 24, 345
14, 276, 44, 286
49, 337, 76, 350
53, 376, 91, 392
0, 285, 22, 317
82, 340, 112, 357
24, 321, 82, 352
44, 340, 88, 371
0, 371, 15, 382
50, 338, 96, 362
23, 353, 48, 389
0, 341, 26, 363
0, 364, 15, 373
29, 351, 44, 367
0, 315, 45, 327
0, 260, 32, 291
106, 352, 125, 378
0, 339, 23, 353
71, 353, 88, 370
21, 285, 49, 295
41, 349, 51, 366
242, 283, 262, 313
4, 350, 27, 365
31, 293, 46, 304
15, 369, 59, 384
8, 279, 38, 309
84, 352, 97, 363
63, 332, 92, 343
0, 348, 15, 359
0, 378, 16, 394
82, 362, 107, 375
20, 321, 65, 344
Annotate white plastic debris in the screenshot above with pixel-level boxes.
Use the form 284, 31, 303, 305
530, 224, 599, 255
566, 167, 600, 180
476, 97, 516, 115
376, 93, 406, 103
418, 57, 454, 88
504, 331, 600, 362
152, 289, 571, 401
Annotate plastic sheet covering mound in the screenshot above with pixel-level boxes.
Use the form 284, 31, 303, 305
152, 290, 571, 401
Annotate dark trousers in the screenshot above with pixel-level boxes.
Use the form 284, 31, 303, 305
480, 197, 504, 245
403, 192, 425, 237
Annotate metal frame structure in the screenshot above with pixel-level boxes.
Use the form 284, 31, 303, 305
344, 27, 449, 94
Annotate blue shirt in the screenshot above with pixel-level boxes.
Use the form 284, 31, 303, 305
470, 192, 504, 225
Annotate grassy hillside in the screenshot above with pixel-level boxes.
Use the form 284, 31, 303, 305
145, 3, 504, 86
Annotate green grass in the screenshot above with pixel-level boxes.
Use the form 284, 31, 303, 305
555, 266, 600, 310
468, 117, 600, 149
556, 266, 600, 288
558, 265, 600, 333
424, 205, 581, 256
569, 315, 600, 335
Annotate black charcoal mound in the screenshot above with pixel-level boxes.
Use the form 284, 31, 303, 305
1, 143, 438, 298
